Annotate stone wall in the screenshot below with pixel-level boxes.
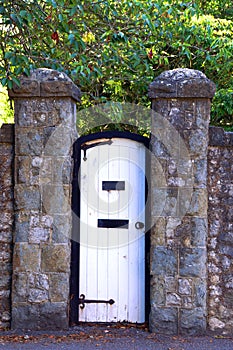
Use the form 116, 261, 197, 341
0, 68, 232, 335
0, 124, 14, 329
207, 126, 233, 335
9, 69, 81, 330
148, 68, 216, 335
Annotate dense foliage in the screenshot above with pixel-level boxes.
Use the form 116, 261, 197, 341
0, 0, 232, 129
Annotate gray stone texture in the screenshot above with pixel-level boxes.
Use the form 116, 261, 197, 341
207, 126, 233, 335
149, 69, 214, 335
0, 124, 14, 329
10, 69, 80, 330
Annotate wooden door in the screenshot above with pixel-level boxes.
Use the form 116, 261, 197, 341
79, 136, 146, 323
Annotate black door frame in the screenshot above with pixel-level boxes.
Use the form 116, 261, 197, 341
70, 131, 150, 325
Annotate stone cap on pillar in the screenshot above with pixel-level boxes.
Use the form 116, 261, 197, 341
148, 68, 216, 99
9, 68, 81, 102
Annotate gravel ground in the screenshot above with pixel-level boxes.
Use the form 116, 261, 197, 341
0, 324, 232, 350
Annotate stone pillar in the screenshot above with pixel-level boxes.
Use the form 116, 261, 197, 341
148, 69, 215, 335
9, 69, 81, 330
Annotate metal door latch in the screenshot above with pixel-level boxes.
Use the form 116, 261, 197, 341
78, 294, 115, 309
135, 221, 144, 229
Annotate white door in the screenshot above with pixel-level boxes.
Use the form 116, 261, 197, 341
79, 137, 146, 323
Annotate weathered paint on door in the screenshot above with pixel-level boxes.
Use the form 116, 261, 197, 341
79, 137, 146, 323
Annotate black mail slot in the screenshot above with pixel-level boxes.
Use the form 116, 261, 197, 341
98, 219, 129, 229
102, 181, 125, 191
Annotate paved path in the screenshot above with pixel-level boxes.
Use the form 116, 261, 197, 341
0, 324, 232, 349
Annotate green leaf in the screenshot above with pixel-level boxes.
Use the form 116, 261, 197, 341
12, 77, 20, 87
7, 80, 13, 89
1, 78, 8, 87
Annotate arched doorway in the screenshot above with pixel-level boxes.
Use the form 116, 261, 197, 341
70, 131, 150, 324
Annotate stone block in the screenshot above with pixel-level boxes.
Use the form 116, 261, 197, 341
192, 278, 207, 308
49, 273, 70, 302
14, 185, 41, 211
42, 184, 71, 215
10, 80, 40, 97
14, 98, 74, 127
183, 129, 208, 158
165, 277, 177, 292
151, 188, 168, 217
166, 293, 182, 306
181, 296, 193, 308
38, 156, 53, 185
13, 243, 40, 272
11, 304, 40, 330
193, 158, 207, 188
151, 247, 177, 276
150, 276, 166, 307
52, 214, 71, 243
28, 214, 53, 244
14, 212, 30, 242
149, 68, 215, 99
52, 156, 73, 184
190, 218, 207, 247
43, 124, 74, 157
183, 188, 208, 217
156, 189, 179, 217
174, 217, 207, 248
56, 100, 77, 126
178, 278, 192, 295
195, 100, 211, 123
39, 302, 69, 330
180, 248, 206, 278
41, 80, 78, 99
180, 308, 206, 335
9, 68, 81, 102
15, 156, 30, 184
166, 217, 182, 245
29, 273, 49, 299
12, 273, 28, 302
41, 244, 70, 273
209, 317, 226, 331
15, 128, 44, 156
149, 306, 178, 334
